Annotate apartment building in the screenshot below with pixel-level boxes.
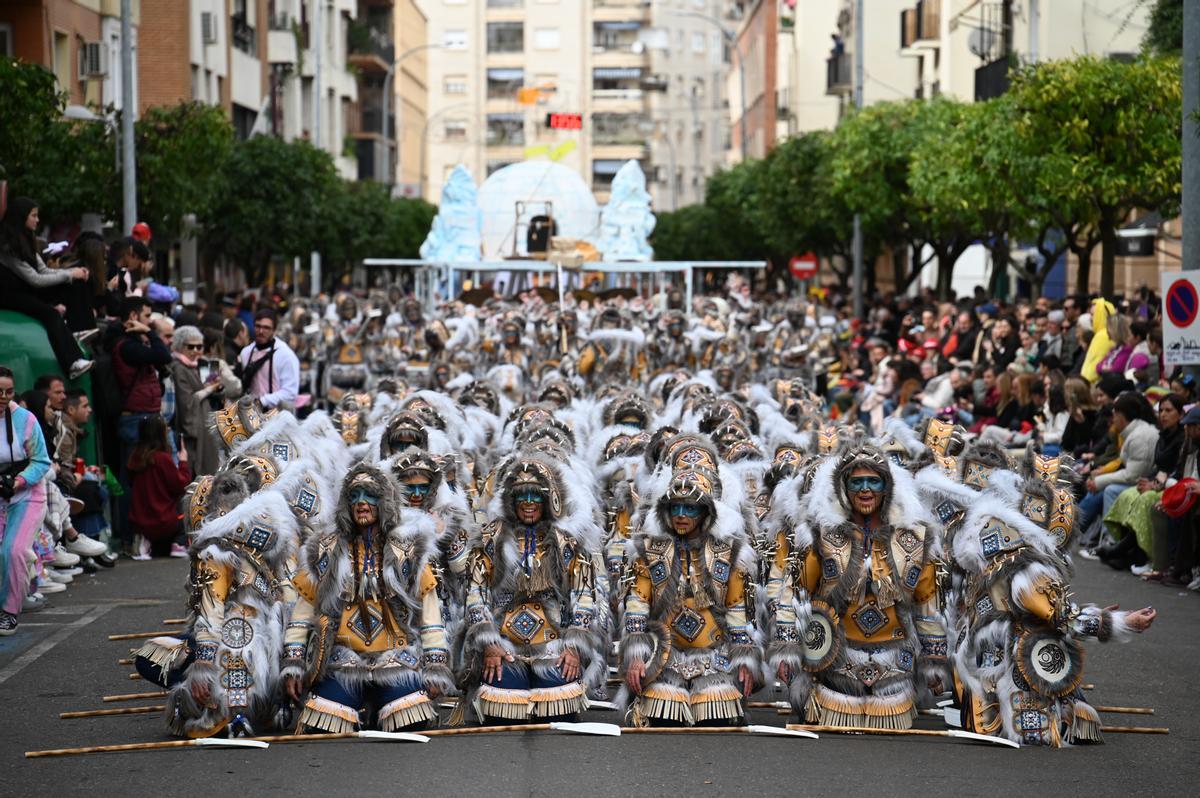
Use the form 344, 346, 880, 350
1, 0, 138, 112
394, 0, 429, 193
137, 0, 271, 138
422, 0, 730, 209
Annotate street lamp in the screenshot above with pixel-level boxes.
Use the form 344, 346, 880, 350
668, 10, 749, 162
381, 43, 441, 187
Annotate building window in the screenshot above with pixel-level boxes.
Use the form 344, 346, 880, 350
443, 29, 468, 50
487, 113, 525, 146
487, 0, 524, 7
0, 24, 13, 57
487, 160, 517, 176
593, 67, 643, 93
444, 120, 468, 142
487, 22, 523, 54
233, 104, 257, 140
692, 32, 706, 53
487, 68, 524, 99
594, 21, 641, 52
593, 112, 648, 145
533, 28, 559, 50
444, 75, 467, 95
592, 159, 625, 190
53, 31, 70, 88
231, 0, 257, 55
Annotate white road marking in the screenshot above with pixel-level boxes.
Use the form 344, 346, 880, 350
0, 603, 115, 684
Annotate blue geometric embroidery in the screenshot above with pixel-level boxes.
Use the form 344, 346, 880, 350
348, 606, 384, 644
295, 489, 317, 514
398, 650, 419, 667
897, 649, 914, 671
562, 545, 574, 565
936, 500, 960, 524
316, 552, 330, 575
508, 609, 543, 641
729, 629, 751, 646
649, 561, 668, 584
247, 526, 272, 551
975, 596, 994, 615
1019, 710, 1043, 730
711, 560, 730, 583
981, 533, 1001, 557
821, 558, 839, 579
272, 443, 291, 461
853, 606, 887, 636
903, 565, 921, 589
672, 608, 704, 642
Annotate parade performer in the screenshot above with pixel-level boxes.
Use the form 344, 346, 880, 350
159, 488, 300, 737
619, 467, 761, 726
283, 463, 456, 732
767, 445, 946, 730
462, 453, 605, 722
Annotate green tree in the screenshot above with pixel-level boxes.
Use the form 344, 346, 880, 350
135, 102, 234, 241
1007, 56, 1182, 296
0, 58, 115, 226
650, 204, 738, 261
204, 136, 342, 286
1143, 0, 1183, 55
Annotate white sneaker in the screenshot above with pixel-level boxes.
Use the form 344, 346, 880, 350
1077, 548, 1100, 561
130, 535, 152, 561
22, 593, 46, 611
58, 566, 83, 576
65, 533, 108, 558
68, 359, 94, 379
1130, 563, 1154, 576
36, 579, 66, 594
1188, 576, 1200, 591
51, 546, 81, 568
45, 569, 73, 584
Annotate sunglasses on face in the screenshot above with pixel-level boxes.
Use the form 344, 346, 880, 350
515, 491, 544, 504
403, 482, 432, 498
847, 476, 886, 494
349, 488, 379, 506
185, 343, 204, 351
669, 503, 702, 518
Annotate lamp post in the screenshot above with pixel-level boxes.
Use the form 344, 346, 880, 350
120, 0, 137, 233
381, 43, 441, 187
669, 10, 748, 162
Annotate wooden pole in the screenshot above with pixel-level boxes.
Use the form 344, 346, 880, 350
422, 724, 554, 737
108, 631, 175, 641
162, 619, 188, 625
60, 705, 165, 719
1102, 726, 1169, 734
103, 691, 167, 703
117, 659, 133, 666
27, 740, 205, 758
128, 673, 143, 680
1095, 706, 1154, 715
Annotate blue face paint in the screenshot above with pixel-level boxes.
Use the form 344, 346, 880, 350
349, 488, 379, 506
515, 491, 544, 505
403, 482, 432, 498
847, 476, 885, 494
669, 503, 702, 518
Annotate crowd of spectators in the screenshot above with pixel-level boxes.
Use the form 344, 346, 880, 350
0, 196, 298, 636
832, 285, 1200, 592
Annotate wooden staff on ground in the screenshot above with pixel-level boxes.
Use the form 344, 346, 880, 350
60, 705, 165, 719
103, 691, 167, 703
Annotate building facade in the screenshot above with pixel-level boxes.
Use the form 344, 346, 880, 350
1, 0, 138, 113
422, 0, 731, 209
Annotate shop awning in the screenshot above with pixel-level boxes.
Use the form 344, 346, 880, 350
487, 68, 525, 81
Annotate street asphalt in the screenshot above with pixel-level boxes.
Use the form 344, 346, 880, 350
1, 554, 1196, 798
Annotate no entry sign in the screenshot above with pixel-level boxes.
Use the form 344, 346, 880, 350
789, 253, 818, 280
1162, 273, 1200, 367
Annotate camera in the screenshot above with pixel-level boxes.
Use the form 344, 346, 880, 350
0, 472, 18, 500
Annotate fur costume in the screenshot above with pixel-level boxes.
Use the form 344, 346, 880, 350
618, 468, 761, 726
284, 463, 456, 733
462, 453, 607, 721
766, 445, 946, 730
155, 491, 300, 738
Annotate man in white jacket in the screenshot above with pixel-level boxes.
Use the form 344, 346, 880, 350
238, 309, 300, 410
1077, 392, 1160, 552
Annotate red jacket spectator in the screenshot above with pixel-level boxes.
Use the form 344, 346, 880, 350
128, 451, 191, 542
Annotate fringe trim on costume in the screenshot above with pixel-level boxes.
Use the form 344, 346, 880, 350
476, 683, 532, 720
811, 685, 917, 730
1067, 700, 1103, 744
530, 682, 589, 717
300, 695, 360, 733
137, 637, 189, 671
690, 683, 744, 723
637, 684, 694, 725
379, 691, 437, 731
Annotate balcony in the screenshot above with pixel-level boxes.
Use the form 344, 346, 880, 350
825, 52, 851, 96
593, 112, 650, 145
232, 14, 257, 55
487, 0, 523, 7
346, 102, 394, 140
593, 0, 650, 24
487, 113, 526, 147
347, 23, 394, 73
974, 56, 1010, 101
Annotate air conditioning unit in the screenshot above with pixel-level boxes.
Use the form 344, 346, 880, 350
80, 42, 107, 78
201, 12, 218, 45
